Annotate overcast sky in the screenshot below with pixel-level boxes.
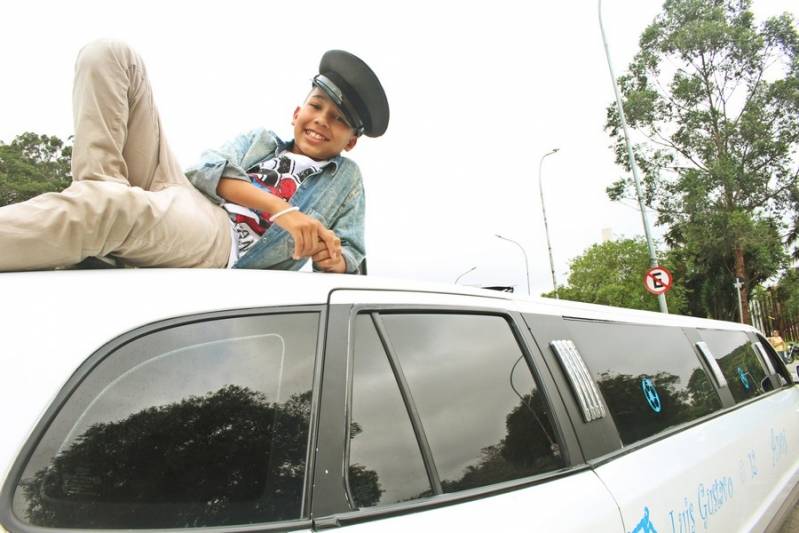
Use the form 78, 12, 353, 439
1, 0, 796, 295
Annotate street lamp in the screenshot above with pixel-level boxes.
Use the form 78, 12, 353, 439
598, 0, 668, 314
455, 266, 477, 285
495, 234, 531, 296
539, 148, 560, 298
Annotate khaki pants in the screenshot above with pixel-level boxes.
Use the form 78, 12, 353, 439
0, 40, 231, 270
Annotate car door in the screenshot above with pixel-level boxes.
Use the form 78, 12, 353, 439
308, 290, 625, 532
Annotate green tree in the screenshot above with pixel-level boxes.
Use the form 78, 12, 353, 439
0, 132, 72, 206
605, 0, 799, 323
549, 238, 687, 313
665, 214, 786, 320
775, 267, 799, 317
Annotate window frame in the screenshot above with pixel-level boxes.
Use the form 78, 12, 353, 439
309, 303, 581, 528
0, 305, 326, 533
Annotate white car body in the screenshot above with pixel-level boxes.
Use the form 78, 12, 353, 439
1, 269, 797, 532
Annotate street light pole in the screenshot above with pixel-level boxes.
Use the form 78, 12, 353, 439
539, 148, 560, 298
455, 266, 477, 285
496, 234, 531, 296
599, 0, 668, 314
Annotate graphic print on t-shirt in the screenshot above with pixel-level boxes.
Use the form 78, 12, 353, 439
223, 152, 330, 258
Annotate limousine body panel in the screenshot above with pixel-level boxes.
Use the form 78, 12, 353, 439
595, 386, 799, 532
1, 269, 797, 532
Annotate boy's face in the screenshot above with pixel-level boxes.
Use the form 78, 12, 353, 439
292, 88, 358, 161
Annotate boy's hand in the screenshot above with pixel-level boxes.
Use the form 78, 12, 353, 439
273, 210, 341, 261
312, 246, 347, 273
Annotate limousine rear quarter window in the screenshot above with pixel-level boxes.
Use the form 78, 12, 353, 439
12, 313, 318, 530
565, 320, 723, 446
697, 329, 769, 403
348, 313, 564, 506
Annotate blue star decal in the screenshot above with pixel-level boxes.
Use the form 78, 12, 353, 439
641, 378, 662, 413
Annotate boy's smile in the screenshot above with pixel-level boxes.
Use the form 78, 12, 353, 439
292, 88, 358, 161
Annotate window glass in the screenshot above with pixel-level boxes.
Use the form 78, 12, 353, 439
566, 320, 722, 445
349, 315, 431, 507
754, 334, 790, 386
13, 313, 318, 529
380, 314, 564, 494
698, 329, 769, 402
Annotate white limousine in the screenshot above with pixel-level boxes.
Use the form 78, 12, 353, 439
0, 269, 797, 533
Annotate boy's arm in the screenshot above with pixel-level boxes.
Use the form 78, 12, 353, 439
312, 185, 365, 274
185, 128, 267, 204
217, 178, 341, 262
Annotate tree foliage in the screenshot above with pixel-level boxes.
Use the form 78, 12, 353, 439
775, 267, 799, 317
605, 0, 799, 322
548, 238, 687, 314
0, 132, 72, 206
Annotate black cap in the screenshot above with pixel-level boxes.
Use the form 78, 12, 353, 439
313, 50, 389, 138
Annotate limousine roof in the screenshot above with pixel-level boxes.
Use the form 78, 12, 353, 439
1, 268, 756, 340
1, 267, 756, 327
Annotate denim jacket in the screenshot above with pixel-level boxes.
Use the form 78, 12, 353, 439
185, 128, 365, 273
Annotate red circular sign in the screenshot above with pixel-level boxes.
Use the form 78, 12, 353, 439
644, 266, 673, 296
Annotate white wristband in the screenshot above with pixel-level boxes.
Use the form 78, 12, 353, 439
269, 206, 300, 223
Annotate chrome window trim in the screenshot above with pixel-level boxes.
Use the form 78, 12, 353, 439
550, 340, 606, 422
695, 341, 728, 388
752, 341, 777, 375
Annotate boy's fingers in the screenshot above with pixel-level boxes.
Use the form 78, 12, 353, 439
309, 227, 320, 255
321, 230, 340, 259
313, 248, 335, 263
293, 231, 304, 259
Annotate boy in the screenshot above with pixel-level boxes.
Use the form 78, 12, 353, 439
0, 40, 388, 273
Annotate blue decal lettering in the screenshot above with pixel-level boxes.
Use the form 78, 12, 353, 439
631, 506, 658, 533
737, 367, 750, 390
748, 450, 758, 478
771, 428, 788, 467
642, 378, 662, 413
668, 497, 695, 533
697, 476, 734, 529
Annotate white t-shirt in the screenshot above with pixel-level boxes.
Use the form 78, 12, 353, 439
223, 151, 331, 267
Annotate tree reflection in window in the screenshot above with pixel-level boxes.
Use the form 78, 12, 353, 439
14, 313, 319, 530
348, 314, 564, 509
595, 370, 721, 445
438, 388, 562, 494
698, 329, 768, 403
21, 386, 312, 529
565, 320, 723, 446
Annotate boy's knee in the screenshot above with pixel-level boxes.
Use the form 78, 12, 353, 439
75, 39, 136, 72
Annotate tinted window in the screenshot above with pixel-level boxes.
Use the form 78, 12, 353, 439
566, 320, 722, 445
13, 313, 318, 529
698, 329, 769, 402
754, 334, 790, 386
380, 314, 564, 493
349, 315, 432, 507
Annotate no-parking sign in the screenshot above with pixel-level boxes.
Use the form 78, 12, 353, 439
644, 266, 673, 296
